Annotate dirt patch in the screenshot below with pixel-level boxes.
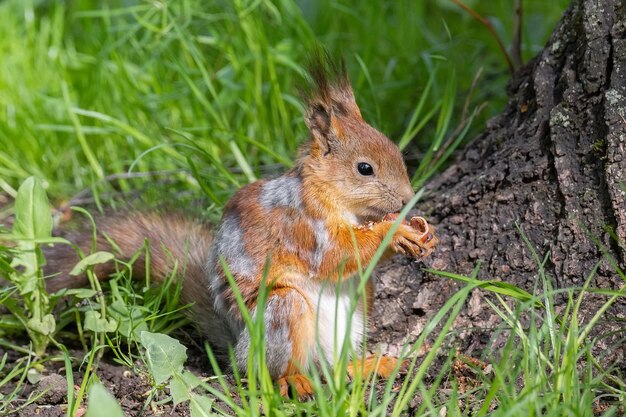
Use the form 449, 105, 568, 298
1, 342, 252, 417
1, 349, 182, 416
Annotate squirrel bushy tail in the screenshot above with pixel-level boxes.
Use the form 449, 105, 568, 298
45, 213, 216, 318
45, 213, 239, 358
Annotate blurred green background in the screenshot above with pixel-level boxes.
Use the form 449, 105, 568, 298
0, 0, 568, 216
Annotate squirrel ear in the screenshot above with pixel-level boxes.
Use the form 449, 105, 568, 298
305, 101, 331, 138
305, 101, 342, 155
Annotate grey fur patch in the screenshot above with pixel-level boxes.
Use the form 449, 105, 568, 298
234, 326, 252, 375
280, 217, 298, 254
310, 219, 330, 270
203, 252, 245, 343
283, 236, 298, 254
235, 292, 304, 379
259, 176, 302, 210
205, 247, 224, 311
206, 213, 258, 312
213, 213, 257, 277
191, 299, 241, 364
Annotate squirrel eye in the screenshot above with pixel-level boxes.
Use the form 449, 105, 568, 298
357, 162, 374, 176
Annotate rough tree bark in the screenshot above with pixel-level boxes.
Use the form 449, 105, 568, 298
371, 0, 626, 358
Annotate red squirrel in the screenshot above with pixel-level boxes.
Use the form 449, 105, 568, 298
45, 55, 438, 398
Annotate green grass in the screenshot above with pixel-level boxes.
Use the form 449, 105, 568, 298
0, 0, 567, 205
3, 1, 624, 416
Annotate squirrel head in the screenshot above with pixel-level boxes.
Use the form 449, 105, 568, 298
298, 52, 415, 224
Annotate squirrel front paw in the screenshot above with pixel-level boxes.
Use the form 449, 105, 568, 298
385, 215, 438, 258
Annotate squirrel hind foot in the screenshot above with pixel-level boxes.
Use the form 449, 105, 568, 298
347, 355, 406, 381
278, 374, 314, 400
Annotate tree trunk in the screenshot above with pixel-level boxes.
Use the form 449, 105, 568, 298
371, 0, 626, 357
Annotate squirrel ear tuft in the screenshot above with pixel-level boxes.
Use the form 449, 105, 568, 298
302, 49, 361, 153
303, 50, 361, 118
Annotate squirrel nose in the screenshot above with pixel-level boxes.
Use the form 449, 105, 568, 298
401, 185, 415, 206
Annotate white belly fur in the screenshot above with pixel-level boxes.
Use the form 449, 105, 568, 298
306, 280, 366, 365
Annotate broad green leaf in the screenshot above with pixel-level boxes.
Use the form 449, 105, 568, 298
169, 377, 188, 406
27, 314, 55, 335
70, 251, 114, 276
84, 310, 117, 333
140, 331, 187, 385
13, 177, 52, 241
9, 177, 53, 289
85, 382, 125, 417
170, 370, 201, 405
190, 393, 215, 417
